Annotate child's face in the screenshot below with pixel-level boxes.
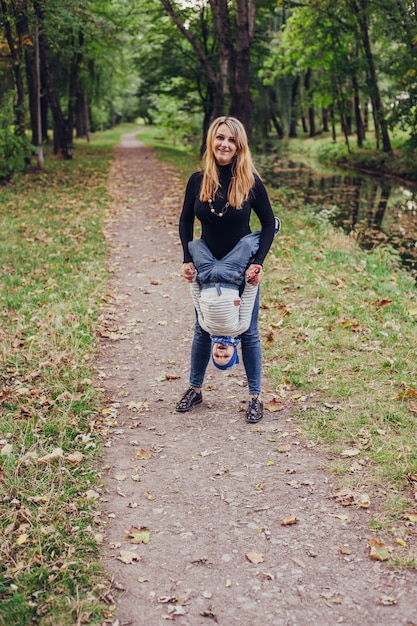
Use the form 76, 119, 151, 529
212, 342, 234, 366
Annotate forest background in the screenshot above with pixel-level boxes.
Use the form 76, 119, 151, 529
2, 0, 417, 180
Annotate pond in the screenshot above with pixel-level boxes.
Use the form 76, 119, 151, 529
267, 156, 417, 279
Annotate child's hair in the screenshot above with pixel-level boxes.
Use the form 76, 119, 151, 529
200, 116, 259, 209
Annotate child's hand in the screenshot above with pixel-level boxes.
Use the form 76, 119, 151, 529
182, 262, 196, 282
246, 264, 263, 285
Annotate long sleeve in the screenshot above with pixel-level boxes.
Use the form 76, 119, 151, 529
179, 173, 202, 264
250, 176, 276, 266
189, 283, 258, 337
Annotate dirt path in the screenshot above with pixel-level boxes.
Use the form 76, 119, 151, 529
96, 133, 416, 626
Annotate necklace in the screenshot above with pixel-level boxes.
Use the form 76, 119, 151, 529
208, 198, 230, 218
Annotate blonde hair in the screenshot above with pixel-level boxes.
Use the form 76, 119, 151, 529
200, 116, 259, 209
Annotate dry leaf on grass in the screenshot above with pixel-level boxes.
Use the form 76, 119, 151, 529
85, 489, 100, 500
37, 448, 63, 464
340, 448, 360, 457
67, 451, 84, 465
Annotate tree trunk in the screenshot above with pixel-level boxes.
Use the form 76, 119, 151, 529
228, 0, 254, 134
350, 0, 392, 152
352, 74, 364, 146
1, 0, 26, 137
304, 69, 315, 137
289, 76, 299, 138
33, 0, 72, 159
271, 109, 284, 139
160, 0, 224, 117
13, 8, 39, 146
66, 31, 84, 148
322, 107, 329, 133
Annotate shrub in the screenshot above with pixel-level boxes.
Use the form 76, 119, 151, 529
0, 119, 32, 183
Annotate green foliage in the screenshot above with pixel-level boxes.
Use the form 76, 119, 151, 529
0, 116, 32, 182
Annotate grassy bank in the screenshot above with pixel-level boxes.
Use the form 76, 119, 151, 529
0, 124, 137, 624
273, 130, 417, 184
140, 126, 417, 567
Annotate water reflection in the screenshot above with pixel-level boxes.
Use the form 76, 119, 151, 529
268, 158, 417, 277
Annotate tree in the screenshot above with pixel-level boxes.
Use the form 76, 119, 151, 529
159, 0, 258, 135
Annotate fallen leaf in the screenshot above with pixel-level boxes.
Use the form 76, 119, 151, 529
339, 545, 351, 555
377, 298, 392, 308
265, 398, 283, 412
407, 401, 417, 415
118, 550, 141, 564
127, 400, 149, 411
66, 451, 84, 465
277, 444, 292, 453
403, 512, 417, 523
128, 526, 150, 544
395, 387, 417, 400
1, 443, 13, 456
245, 552, 264, 565
166, 374, 181, 380
85, 489, 100, 500
114, 474, 127, 481
158, 596, 177, 604
369, 538, 390, 561
37, 448, 64, 464
280, 515, 299, 526
340, 448, 360, 457
377, 596, 397, 606
135, 449, 151, 460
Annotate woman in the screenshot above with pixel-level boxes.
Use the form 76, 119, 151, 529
176, 116, 277, 423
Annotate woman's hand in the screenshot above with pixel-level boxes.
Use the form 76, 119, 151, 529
182, 262, 196, 282
246, 264, 263, 286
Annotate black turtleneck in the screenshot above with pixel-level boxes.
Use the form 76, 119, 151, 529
179, 164, 276, 265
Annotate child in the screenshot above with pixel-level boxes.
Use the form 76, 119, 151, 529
188, 218, 279, 369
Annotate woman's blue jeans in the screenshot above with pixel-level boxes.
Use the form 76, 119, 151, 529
189, 289, 262, 395
188, 232, 261, 287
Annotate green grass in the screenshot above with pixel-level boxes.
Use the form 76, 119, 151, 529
0, 126, 132, 624
141, 127, 417, 567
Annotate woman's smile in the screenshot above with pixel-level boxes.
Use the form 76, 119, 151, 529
213, 123, 237, 165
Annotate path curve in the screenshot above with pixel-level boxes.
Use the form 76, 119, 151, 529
96, 132, 416, 626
